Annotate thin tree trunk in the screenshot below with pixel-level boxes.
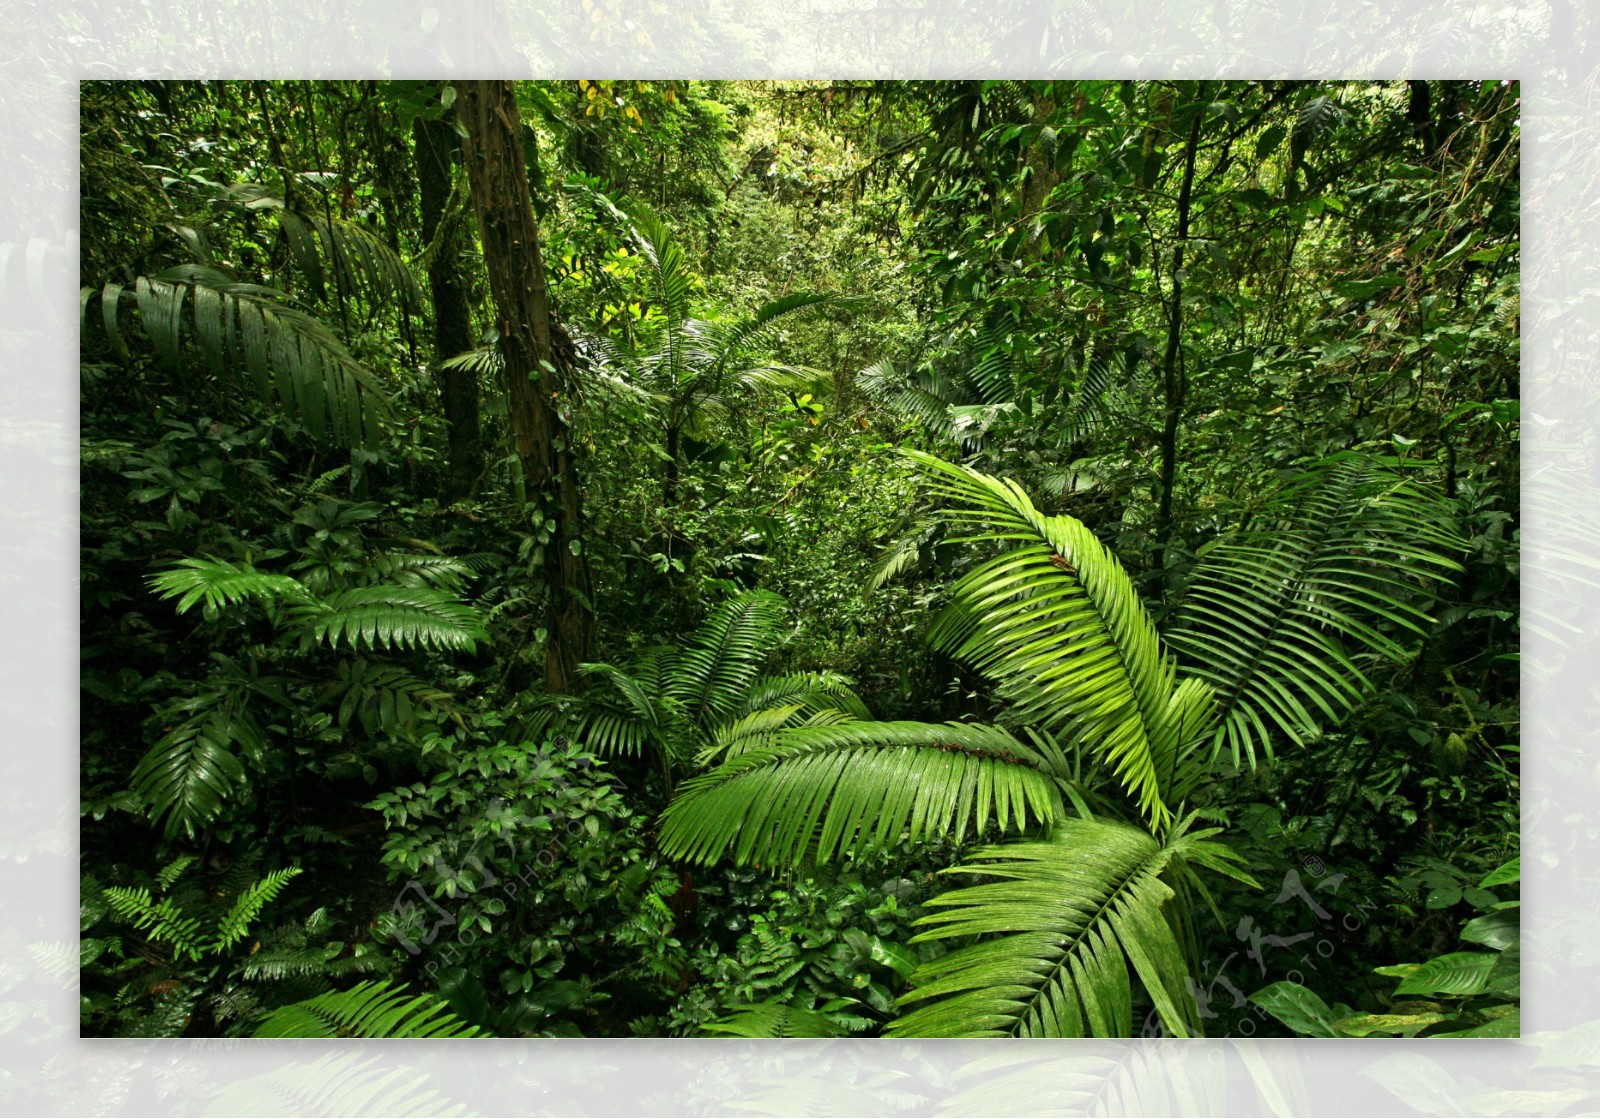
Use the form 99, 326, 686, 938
456, 80, 593, 694
414, 97, 481, 502
1153, 91, 1204, 588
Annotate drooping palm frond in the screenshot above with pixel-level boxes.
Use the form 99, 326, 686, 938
703, 702, 859, 766
912, 451, 1202, 831
253, 979, 487, 1038
278, 208, 427, 314
1163, 453, 1463, 768
887, 817, 1205, 1038
866, 517, 942, 594
727, 671, 871, 723
362, 553, 474, 592
84, 264, 393, 445
657, 720, 1062, 868
857, 358, 971, 445
215, 181, 426, 314
692, 292, 835, 362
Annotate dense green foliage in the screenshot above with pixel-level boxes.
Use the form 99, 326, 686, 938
81, 78, 1517, 1037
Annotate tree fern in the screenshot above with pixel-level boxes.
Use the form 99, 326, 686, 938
1163, 453, 1463, 767
253, 979, 487, 1038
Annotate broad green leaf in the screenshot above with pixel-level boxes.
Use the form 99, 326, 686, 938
1248, 980, 1340, 1038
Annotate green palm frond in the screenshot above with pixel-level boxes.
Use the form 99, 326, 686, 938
278, 208, 426, 313
362, 553, 474, 591
693, 292, 834, 359
253, 979, 487, 1038
1163, 453, 1463, 767
858, 358, 966, 442
658, 720, 1061, 868
84, 264, 392, 445
294, 586, 489, 654
623, 201, 695, 324
668, 590, 791, 722
912, 451, 1197, 830
867, 517, 942, 594
730, 671, 871, 722
438, 344, 503, 377
888, 817, 1201, 1038
149, 557, 311, 615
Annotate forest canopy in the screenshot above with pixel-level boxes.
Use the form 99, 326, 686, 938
80, 78, 1519, 1039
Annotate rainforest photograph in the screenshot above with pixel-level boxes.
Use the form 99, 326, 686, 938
79, 78, 1520, 1040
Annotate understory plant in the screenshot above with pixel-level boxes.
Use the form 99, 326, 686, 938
658, 449, 1463, 1037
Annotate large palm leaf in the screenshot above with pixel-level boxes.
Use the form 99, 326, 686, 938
912, 451, 1204, 831
1163, 453, 1463, 767
656, 720, 1062, 867
887, 816, 1248, 1038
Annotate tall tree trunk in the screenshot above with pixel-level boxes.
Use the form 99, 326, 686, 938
456, 80, 593, 694
414, 95, 481, 502
1152, 90, 1204, 590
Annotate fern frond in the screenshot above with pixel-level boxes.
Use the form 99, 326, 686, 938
211, 867, 303, 954
658, 721, 1061, 868
888, 818, 1200, 1038
253, 979, 486, 1038
202, 1053, 471, 1116
294, 586, 489, 654
155, 855, 198, 891
102, 886, 208, 961
1164, 454, 1462, 767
